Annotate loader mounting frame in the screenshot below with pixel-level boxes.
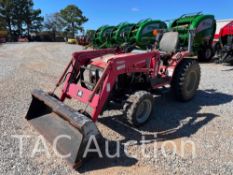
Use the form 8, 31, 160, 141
57, 49, 189, 122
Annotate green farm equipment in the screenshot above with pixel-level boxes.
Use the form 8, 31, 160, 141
170, 12, 216, 61
127, 19, 167, 49
92, 19, 167, 50
93, 25, 116, 48
109, 22, 135, 47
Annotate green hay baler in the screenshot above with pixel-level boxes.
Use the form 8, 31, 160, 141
109, 22, 135, 47
127, 19, 167, 49
170, 12, 216, 61
93, 25, 116, 48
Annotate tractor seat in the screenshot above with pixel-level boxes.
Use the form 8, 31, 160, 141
159, 32, 179, 55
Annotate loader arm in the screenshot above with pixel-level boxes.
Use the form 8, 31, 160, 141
57, 48, 119, 98
25, 48, 120, 166
61, 51, 160, 122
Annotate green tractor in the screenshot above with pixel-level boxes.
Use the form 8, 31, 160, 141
93, 25, 116, 48
170, 12, 216, 61
127, 19, 167, 50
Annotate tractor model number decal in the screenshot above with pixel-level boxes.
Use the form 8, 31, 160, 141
196, 19, 213, 33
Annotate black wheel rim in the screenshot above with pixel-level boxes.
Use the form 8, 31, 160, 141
135, 99, 152, 124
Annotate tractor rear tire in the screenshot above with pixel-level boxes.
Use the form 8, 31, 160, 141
171, 59, 200, 102
198, 46, 214, 62
123, 91, 154, 127
214, 42, 221, 57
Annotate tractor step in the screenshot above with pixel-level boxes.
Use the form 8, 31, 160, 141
25, 89, 100, 166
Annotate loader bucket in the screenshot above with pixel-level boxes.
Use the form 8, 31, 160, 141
25, 89, 100, 166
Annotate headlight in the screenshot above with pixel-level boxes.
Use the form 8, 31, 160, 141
91, 70, 96, 76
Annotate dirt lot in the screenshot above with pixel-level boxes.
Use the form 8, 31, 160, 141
0, 42, 233, 175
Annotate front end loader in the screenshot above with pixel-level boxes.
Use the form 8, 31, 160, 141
26, 31, 201, 168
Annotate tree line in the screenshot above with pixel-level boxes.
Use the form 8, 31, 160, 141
0, 0, 88, 41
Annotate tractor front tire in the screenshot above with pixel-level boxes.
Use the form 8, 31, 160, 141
171, 59, 200, 102
123, 91, 154, 127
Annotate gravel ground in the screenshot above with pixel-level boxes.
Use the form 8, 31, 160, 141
0, 42, 233, 175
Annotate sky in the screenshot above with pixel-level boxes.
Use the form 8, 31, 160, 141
34, 0, 233, 31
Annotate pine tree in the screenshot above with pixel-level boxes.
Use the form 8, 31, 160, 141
60, 5, 88, 38
0, 0, 43, 40
0, 0, 14, 38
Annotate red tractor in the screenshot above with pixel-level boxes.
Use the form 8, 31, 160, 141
26, 31, 200, 167
214, 20, 233, 64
